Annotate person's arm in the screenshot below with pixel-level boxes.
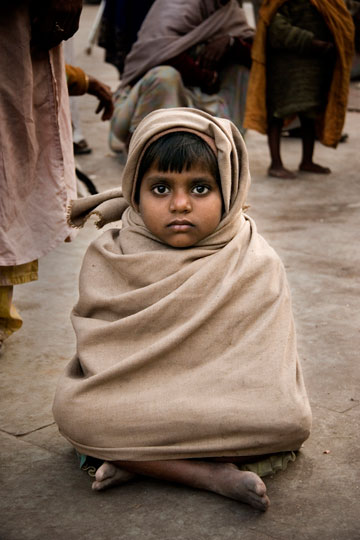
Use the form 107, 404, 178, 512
268, 12, 315, 53
195, 35, 233, 70
65, 64, 114, 120
268, 11, 334, 56
66, 64, 88, 95
168, 52, 219, 94
167, 30, 252, 94
168, 33, 242, 94
87, 76, 114, 121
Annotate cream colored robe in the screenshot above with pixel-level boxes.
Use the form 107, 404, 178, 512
53, 108, 311, 461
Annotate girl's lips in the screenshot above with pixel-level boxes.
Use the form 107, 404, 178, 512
167, 220, 194, 231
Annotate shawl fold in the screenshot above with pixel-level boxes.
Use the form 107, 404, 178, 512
244, 0, 354, 147
53, 107, 311, 461
67, 188, 126, 229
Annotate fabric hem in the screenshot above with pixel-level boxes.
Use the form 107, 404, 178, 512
0, 272, 38, 286
76, 449, 297, 479
60, 430, 302, 464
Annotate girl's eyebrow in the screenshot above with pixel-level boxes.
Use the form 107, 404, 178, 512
146, 179, 172, 187
145, 173, 216, 182
190, 176, 217, 183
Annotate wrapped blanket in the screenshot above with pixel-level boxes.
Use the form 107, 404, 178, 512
53, 107, 311, 461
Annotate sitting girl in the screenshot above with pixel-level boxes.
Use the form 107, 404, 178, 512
53, 107, 312, 512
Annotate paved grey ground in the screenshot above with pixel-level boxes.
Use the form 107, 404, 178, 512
1, 6, 360, 540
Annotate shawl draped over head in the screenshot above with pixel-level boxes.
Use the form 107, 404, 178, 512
120, 0, 254, 88
244, 0, 354, 147
53, 107, 312, 461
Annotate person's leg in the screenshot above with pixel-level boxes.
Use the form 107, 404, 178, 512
92, 458, 269, 511
0, 285, 23, 352
129, 66, 187, 135
217, 63, 249, 134
267, 117, 296, 179
110, 66, 187, 150
299, 115, 331, 174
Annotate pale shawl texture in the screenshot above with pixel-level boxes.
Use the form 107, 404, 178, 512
0, 5, 77, 265
53, 108, 311, 461
120, 0, 254, 88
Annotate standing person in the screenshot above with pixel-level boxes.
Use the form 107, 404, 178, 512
0, 0, 82, 352
244, 0, 354, 179
53, 107, 312, 511
109, 0, 254, 151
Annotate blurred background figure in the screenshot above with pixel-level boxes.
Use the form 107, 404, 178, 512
244, 0, 355, 179
65, 37, 93, 154
348, 0, 360, 79
0, 0, 82, 352
65, 62, 115, 195
108, 0, 254, 152
98, 0, 155, 77
64, 35, 114, 154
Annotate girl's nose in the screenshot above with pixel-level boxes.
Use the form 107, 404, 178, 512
169, 191, 192, 212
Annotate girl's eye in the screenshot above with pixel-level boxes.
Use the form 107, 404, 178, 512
192, 185, 210, 195
152, 185, 170, 195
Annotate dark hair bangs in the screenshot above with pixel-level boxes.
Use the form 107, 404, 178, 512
135, 131, 220, 202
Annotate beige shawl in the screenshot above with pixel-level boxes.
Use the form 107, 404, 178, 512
120, 0, 254, 87
53, 108, 311, 461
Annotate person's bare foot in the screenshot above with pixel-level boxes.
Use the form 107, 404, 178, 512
268, 166, 297, 179
92, 460, 269, 510
92, 462, 136, 491
208, 463, 270, 511
299, 162, 331, 174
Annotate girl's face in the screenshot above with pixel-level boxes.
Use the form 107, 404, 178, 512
138, 163, 223, 248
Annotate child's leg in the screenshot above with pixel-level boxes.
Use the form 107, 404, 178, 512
267, 116, 296, 179
299, 115, 331, 174
92, 459, 269, 511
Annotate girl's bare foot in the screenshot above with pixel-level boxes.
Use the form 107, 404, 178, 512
208, 463, 270, 511
92, 461, 136, 491
268, 166, 297, 179
299, 162, 331, 174
113, 459, 270, 511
